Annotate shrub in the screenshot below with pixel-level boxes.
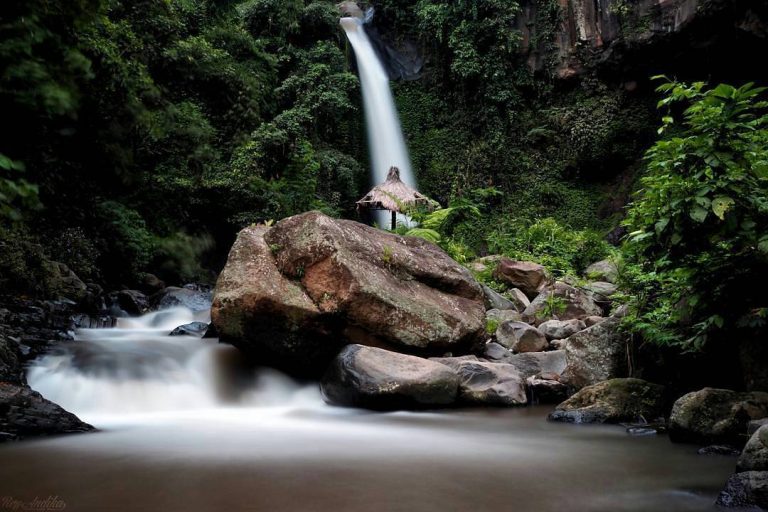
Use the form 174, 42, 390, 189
622, 80, 768, 350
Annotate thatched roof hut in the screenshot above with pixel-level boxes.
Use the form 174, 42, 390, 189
356, 167, 436, 229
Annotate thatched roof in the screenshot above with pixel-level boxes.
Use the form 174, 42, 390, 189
356, 167, 436, 214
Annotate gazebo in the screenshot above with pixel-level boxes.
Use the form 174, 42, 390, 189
356, 166, 436, 230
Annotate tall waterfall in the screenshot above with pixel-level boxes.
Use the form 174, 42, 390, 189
340, 15, 415, 227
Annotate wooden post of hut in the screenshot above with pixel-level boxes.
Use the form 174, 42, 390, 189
356, 167, 435, 230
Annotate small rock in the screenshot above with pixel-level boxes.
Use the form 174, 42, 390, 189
583, 281, 618, 298
154, 286, 212, 312
548, 378, 665, 424
486, 309, 523, 326
508, 288, 531, 311
482, 285, 517, 311
585, 259, 619, 284
524, 282, 603, 321
493, 259, 549, 299
584, 316, 605, 327
139, 273, 166, 295
699, 445, 741, 457
169, 322, 210, 337
117, 290, 150, 316
483, 342, 510, 361
527, 375, 568, 404
321, 345, 459, 410
496, 321, 548, 353
455, 360, 527, 406
538, 319, 586, 340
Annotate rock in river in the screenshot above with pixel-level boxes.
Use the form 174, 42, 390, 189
454, 360, 527, 406
0, 383, 94, 441
321, 345, 459, 410
669, 388, 768, 446
212, 212, 486, 374
549, 378, 665, 424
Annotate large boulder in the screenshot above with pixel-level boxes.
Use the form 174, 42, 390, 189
0, 383, 94, 441
738, 425, 768, 472
212, 213, 486, 373
538, 319, 586, 341
493, 259, 549, 299
523, 282, 603, 321
496, 321, 548, 353
669, 388, 768, 446
454, 360, 527, 406
320, 345, 459, 410
584, 259, 619, 284
560, 316, 629, 390
717, 472, 768, 509
548, 378, 665, 424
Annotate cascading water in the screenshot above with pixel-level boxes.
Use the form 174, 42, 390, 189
26, 307, 322, 424
341, 13, 415, 228
11, 307, 737, 511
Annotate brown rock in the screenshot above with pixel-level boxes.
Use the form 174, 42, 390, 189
493, 259, 549, 299
213, 212, 486, 374
496, 321, 548, 353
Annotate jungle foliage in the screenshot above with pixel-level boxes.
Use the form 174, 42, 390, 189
0, 0, 657, 293
622, 80, 768, 350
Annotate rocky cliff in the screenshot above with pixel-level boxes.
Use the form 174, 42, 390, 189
519, 0, 767, 79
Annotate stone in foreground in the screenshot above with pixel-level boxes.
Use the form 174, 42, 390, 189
212, 212, 486, 374
669, 388, 768, 446
0, 383, 94, 441
739, 425, 768, 472
548, 378, 665, 424
321, 345, 459, 410
455, 360, 527, 406
717, 471, 768, 509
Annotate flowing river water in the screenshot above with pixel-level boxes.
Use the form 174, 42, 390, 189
0, 307, 741, 511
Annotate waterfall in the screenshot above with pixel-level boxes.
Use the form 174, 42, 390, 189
340, 15, 415, 228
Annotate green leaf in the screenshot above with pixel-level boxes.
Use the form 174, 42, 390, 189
689, 206, 708, 223
711, 196, 735, 220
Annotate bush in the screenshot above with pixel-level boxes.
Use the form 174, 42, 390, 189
622, 80, 768, 350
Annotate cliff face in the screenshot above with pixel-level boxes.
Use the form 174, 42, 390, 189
520, 0, 767, 78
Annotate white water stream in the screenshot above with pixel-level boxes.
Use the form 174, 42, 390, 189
8, 307, 736, 511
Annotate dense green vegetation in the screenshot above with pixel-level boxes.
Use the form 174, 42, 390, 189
622, 80, 768, 351
0, 0, 365, 287
0, 0, 653, 293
